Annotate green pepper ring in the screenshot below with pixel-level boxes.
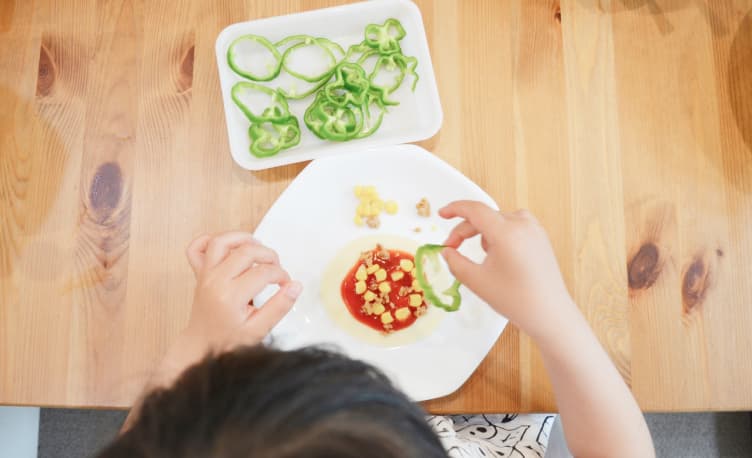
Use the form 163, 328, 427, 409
248, 118, 301, 158
415, 244, 462, 312
281, 40, 339, 83
231, 81, 292, 124
227, 35, 282, 82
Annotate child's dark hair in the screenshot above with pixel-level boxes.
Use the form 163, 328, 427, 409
99, 345, 448, 457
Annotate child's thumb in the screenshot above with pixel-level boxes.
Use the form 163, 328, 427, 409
241, 281, 302, 344
441, 247, 481, 289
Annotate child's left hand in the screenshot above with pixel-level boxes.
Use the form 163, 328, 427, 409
184, 231, 302, 350
151, 232, 301, 388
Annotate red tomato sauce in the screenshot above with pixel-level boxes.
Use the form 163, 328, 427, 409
340, 245, 427, 333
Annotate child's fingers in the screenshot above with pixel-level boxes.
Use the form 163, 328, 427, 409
215, 243, 280, 279
444, 220, 480, 248
441, 247, 484, 292
240, 281, 302, 343
186, 234, 212, 275
439, 201, 501, 237
232, 264, 291, 304
204, 232, 257, 270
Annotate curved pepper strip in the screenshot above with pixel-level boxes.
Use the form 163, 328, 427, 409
231, 82, 292, 124
372, 54, 419, 91
227, 35, 282, 82
248, 117, 301, 158
276, 35, 345, 59
355, 103, 385, 139
278, 76, 332, 100
346, 41, 380, 65
364, 18, 406, 55
415, 244, 462, 312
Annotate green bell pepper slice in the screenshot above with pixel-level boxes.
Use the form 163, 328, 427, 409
281, 39, 340, 83
415, 244, 462, 312
227, 35, 282, 82
370, 53, 419, 95
248, 117, 301, 158
304, 92, 363, 141
322, 62, 371, 107
364, 18, 406, 55
231, 82, 292, 124
276, 35, 345, 60
355, 103, 385, 140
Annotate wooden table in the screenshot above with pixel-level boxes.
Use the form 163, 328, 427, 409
1, 0, 751, 413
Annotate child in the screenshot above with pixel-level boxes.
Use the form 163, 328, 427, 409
100, 201, 654, 458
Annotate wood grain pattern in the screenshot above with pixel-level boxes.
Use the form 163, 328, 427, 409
1, 0, 751, 413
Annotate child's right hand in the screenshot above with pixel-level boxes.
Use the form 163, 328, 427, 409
439, 201, 578, 340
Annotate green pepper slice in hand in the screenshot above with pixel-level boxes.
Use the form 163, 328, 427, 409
227, 35, 282, 81
415, 244, 462, 312
248, 117, 301, 158
231, 81, 292, 123
364, 18, 406, 55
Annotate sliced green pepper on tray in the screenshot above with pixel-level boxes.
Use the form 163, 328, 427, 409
226, 18, 420, 158
281, 37, 343, 83
415, 244, 463, 312
304, 92, 363, 141
364, 18, 406, 55
227, 35, 282, 82
248, 117, 301, 157
231, 81, 292, 123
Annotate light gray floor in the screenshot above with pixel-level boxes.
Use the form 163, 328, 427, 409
35, 409, 752, 458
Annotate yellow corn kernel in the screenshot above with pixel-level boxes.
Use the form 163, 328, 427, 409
354, 185, 363, 197
378, 282, 391, 293
363, 186, 376, 196
384, 200, 398, 215
366, 264, 380, 274
374, 268, 387, 282
391, 271, 404, 281
395, 307, 411, 321
363, 303, 374, 315
380, 311, 394, 324
411, 279, 422, 292
409, 293, 423, 307
355, 265, 367, 281
355, 281, 367, 295
354, 215, 364, 226
364, 291, 377, 302
400, 259, 414, 272
356, 203, 367, 216
372, 199, 384, 213
373, 302, 386, 315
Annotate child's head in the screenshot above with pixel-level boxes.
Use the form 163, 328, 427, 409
100, 346, 447, 457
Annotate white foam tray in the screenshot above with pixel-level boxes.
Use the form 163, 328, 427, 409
215, 0, 443, 170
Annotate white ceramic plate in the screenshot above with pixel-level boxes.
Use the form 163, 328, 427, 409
215, 0, 442, 171
254, 145, 508, 401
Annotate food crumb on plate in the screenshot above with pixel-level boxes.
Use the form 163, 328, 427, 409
416, 197, 431, 217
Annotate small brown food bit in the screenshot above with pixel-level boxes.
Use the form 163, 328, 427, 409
416, 197, 431, 217
366, 215, 380, 228
398, 286, 411, 297
376, 248, 390, 261
413, 227, 422, 233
